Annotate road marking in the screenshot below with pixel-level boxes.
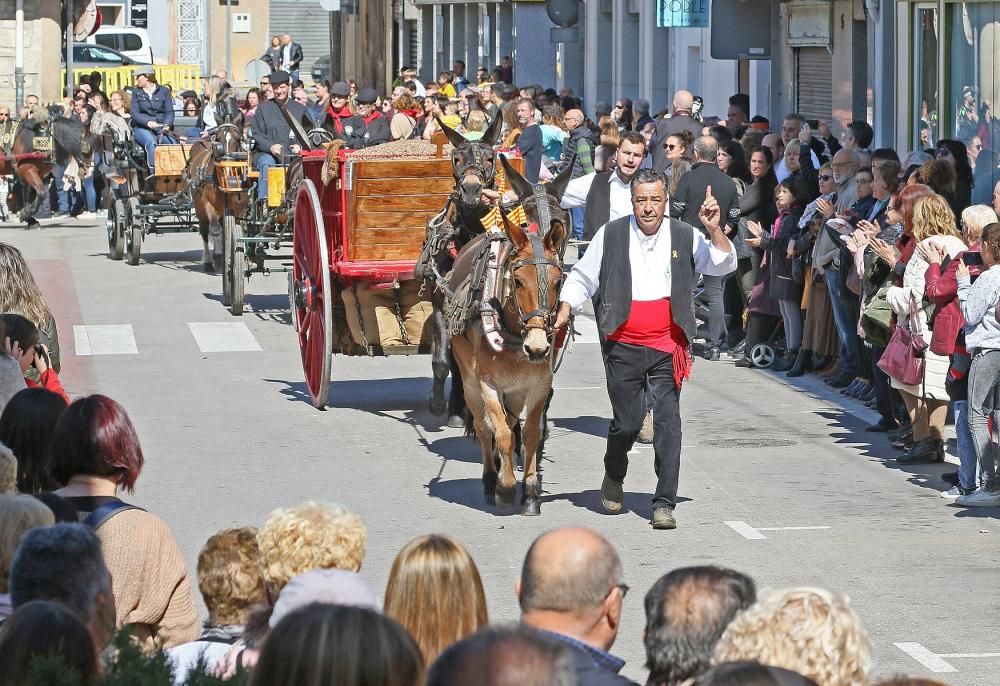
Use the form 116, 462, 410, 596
724, 521, 767, 539
73, 325, 138, 355
725, 520, 831, 540
894, 643, 959, 673
188, 322, 263, 353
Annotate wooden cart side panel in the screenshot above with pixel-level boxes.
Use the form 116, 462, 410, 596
346, 158, 455, 262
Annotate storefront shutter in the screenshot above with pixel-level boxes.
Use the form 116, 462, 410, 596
268, 2, 331, 82
795, 47, 832, 122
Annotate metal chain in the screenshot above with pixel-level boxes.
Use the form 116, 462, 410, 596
392, 281, 411, 346
350, 281, 372, 356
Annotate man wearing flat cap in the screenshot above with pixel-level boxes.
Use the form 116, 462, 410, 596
250, 70, 308, 202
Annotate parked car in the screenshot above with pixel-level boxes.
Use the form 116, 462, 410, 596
311, 54, 332, 83
62, 43, 151, 70
86, 26, 155, 64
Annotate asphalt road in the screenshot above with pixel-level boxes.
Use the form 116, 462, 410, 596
5, 217, 997, 685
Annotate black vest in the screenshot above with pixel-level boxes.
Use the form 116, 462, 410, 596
593, 216, 697, 344
583, 171, 614, 241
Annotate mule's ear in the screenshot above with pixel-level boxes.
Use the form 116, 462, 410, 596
547, 154, 574, 202
482, 113, 504, 147
501, 207, 529, 251
500, 154, 534, 200
436, 116, 467, 149
544, 215, 568, 254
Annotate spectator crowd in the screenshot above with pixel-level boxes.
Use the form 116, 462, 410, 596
0, 60, 998, 685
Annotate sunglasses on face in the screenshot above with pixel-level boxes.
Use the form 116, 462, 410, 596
935, 148, 951, 158
665, 144, 678, 151
0, 113, 8, 117
819, 174, 833, 181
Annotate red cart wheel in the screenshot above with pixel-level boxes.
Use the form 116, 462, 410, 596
292, 179, 332, 408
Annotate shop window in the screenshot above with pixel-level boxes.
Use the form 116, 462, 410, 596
913, 5, 938, 150
945, 1, 1000, 204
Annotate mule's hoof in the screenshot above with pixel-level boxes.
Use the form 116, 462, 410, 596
495, 484, 516, 509
428, 393, 447, 417
447, 414, 465, 429
521, 499, 541, 516
484, 492, 496, 506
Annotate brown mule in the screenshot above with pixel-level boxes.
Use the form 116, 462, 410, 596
450, 201, 567, 515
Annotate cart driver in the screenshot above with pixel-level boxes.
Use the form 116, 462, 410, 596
250, 70, 308, 204
130, 67, 177, 174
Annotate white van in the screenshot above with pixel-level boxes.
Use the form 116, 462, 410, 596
86, 26, 154, 64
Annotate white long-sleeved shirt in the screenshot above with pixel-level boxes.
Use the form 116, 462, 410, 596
560, 169, 633, 219
561, 216, 738, 312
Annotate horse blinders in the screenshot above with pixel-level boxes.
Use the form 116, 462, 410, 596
505, 228, 562, 338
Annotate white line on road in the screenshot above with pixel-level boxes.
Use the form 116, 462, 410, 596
73, 325, 138, 355
724, 521, 767, 539
188, 322, 263, 353
939, 653, 1000, 658
894, 643, 959, 673
757, 526, 832, 531
725, 521, 831, 540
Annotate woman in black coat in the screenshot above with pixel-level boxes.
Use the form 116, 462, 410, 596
746, 177, 810, 370
735, 146, 779, 308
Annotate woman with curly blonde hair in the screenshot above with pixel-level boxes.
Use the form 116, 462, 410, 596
713, 587, 872, 686
885, 193, 967, 463
0, 243, 60, 377
384, 535, 487, 663
256, 501, 367, 598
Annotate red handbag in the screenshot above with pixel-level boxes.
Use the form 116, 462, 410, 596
877, 295, 928, 386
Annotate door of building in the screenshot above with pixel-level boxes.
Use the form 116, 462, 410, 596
795, 47, 832, 123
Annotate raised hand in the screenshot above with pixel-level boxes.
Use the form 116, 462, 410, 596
699, 185, 721, 231
746, 220, 763, 238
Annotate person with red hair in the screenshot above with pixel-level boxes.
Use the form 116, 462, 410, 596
47, 394, 199, 651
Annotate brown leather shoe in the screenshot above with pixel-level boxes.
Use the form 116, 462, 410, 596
601, 474, 624, 514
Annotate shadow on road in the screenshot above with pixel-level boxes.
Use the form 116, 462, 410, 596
552, 415, 608, 438
201, 292, 293, 325
425, 476, 522, 517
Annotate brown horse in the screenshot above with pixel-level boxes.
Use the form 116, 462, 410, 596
448, 183, 568, 516
183, 105, 246, 271
1, 111, 96, 227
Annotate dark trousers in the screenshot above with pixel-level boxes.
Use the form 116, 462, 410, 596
603, 341, 683, 508
870, 344, 902, 426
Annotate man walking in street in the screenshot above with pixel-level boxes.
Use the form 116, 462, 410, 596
516, 98, 544, 183
280, 34, 304, 82
555, 170, 737, 529
651, 90, 704, 173
670, 136, 741, 360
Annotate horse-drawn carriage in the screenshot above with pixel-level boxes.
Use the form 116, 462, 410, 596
103, 130, 200, 266
287, 141, 525, 409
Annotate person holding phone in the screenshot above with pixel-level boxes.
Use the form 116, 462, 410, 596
954, 222, 1000, 506
922, 204, 996, 494
0, 314, 67, 403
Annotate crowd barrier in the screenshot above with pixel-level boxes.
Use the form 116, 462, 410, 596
60, 65, 202, 94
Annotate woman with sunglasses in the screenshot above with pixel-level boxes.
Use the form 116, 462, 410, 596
732, 147, 779, 319
611, 98, 633, 133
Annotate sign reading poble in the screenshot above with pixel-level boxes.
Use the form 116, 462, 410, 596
657, 0, 710, 28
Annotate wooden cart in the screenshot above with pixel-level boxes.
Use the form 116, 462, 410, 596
289, 147, 523, 408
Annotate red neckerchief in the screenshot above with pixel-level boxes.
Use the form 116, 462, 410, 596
398, 108, 421, 118
326, 105, 353, 134
362, 110, 383, 125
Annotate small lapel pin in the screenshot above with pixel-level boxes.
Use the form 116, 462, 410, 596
672, 250, 678, 258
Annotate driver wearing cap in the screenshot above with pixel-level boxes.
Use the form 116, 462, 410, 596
130, 66, 177, 173
249, 70, 308, 202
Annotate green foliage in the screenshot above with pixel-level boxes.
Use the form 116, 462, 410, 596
18, 628, 250, 686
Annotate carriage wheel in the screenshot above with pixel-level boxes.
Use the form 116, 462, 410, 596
125, 197, 142, 266
224, 210, 245, 316
292, 179, 332, 409
108, 198, 126, 261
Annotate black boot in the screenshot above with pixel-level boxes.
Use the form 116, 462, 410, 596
771, 350, 797, 372
786, 349, 812, 377
897, 438, 944, 464
811, 354, 833, 372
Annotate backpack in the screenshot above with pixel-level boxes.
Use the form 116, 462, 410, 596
83, 498, 144, 530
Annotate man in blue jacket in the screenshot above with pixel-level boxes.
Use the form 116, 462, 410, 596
130, 67, 176, 173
